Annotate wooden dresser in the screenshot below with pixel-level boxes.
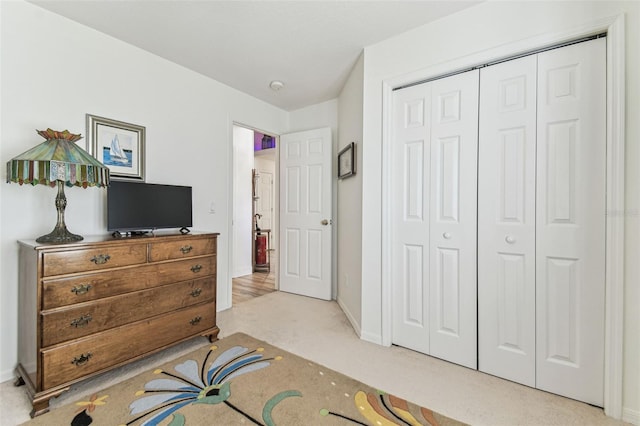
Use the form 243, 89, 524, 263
15, 232, 220, 417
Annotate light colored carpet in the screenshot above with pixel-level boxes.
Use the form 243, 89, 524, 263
1, 291, 629, 425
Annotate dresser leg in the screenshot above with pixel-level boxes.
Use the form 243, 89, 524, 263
16, 364, 70, 418
29, 386, 70, 418
30, 399, 51, 418
205, 326, 220, 343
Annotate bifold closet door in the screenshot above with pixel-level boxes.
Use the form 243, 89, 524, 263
478, 38, 606, 406
428, 71, 479, 368
535, 38, 606, 406
391, 70, 479, 369
478, 54, 537, 387
391, 81, 431, 356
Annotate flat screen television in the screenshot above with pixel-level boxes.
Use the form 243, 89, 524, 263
107, 181, 193, 235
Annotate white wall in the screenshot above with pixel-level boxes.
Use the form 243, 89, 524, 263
0, 0, 288, 381
232, 126, 255, 277
288, 99, 339, 136
359, 1, 639, 422
337, 54, 364, 333
288, 100, 339, 297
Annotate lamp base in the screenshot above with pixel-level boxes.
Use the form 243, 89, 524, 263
36, 227, 83, 244
36, 180, 84, 244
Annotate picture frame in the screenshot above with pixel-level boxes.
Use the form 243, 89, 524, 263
86, 114, 145, 181
338, 142, 356, 179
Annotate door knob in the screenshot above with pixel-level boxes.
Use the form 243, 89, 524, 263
505, 235, 516, 244
321, 219, 331, 225
443, 232, 452, 239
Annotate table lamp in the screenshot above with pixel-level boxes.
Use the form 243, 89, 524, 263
6, 128, 110, 243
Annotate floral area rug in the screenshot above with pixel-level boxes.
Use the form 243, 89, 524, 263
23, 332, 465, 426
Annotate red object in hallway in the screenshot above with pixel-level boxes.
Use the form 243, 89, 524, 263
256, 234, 267, 265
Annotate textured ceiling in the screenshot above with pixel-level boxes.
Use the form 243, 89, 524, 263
29, 1, 481, 111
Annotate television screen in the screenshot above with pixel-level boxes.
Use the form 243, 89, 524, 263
107, 181, 193, 233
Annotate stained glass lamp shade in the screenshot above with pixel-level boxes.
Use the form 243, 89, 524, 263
6, 129, 110, 243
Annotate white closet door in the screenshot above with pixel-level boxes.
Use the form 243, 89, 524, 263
478, 55, 537, 385
391, 70, 479, 368
391, 82, 432, 355
536, 38, 606, 406
428, 70, 479, 369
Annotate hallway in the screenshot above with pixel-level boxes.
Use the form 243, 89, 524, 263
232, 270, 275, 305
232, 249, 277, 305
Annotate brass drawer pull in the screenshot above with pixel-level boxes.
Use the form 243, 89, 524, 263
191, 264, 203, 273
71, 353, 92, 366
180, 245, 193, 254
71, 284, 92, 295
190, 288, 202, 297
70, 314, 93, 328
189, 316, 202, 326
90, 254, 111, 265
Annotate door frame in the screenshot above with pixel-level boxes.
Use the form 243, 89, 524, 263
226, 121, 280, 309
380, 15, 625, 418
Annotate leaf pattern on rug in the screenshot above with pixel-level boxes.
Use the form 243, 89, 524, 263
262, 390, 303, 426
321, 390, 441, 425
74, 394, 109, 413
358, 390, 442, 426
70, 410, 93, 426
70, 394, 109, 426
124, 344, 295, 426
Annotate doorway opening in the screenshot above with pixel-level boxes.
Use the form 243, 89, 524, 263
232, 124, 278, 305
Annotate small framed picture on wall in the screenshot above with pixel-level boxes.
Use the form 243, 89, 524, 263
86, 114, 146, 181
338, 142, 356, 179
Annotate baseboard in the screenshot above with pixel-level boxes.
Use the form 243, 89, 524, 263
232, 267, 253, 278
360, 331, 383, 345
337, 297, 361, 338
335, 298, 386, 346
623, 407, 640, 425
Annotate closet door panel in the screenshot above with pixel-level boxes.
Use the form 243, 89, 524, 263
478, 55, 537, 386
391, 84, 432, 355
536, 37, 606, 406
429, 70, 479, 369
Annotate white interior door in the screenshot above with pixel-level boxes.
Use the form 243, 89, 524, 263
536, 38, 606, 406
279, 128, 332, 300
256, 170, 273, 232
391, 70, 479, 368
478, 55, 537, 386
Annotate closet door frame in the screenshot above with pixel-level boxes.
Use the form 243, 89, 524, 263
380, 14, 625, 419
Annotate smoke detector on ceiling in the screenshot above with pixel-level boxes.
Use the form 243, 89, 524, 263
269, 80, 285, 91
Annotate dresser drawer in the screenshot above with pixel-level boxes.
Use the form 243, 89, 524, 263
41, 302, 216, 390
149, 238, 216, 262
41, 277, 215, 347
42, 244, 147, 277
42, 256, 217, 309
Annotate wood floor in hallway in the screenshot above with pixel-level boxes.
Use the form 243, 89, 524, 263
232, 269, 276, 305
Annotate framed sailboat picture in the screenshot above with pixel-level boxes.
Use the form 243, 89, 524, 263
86, 114, 145, 181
